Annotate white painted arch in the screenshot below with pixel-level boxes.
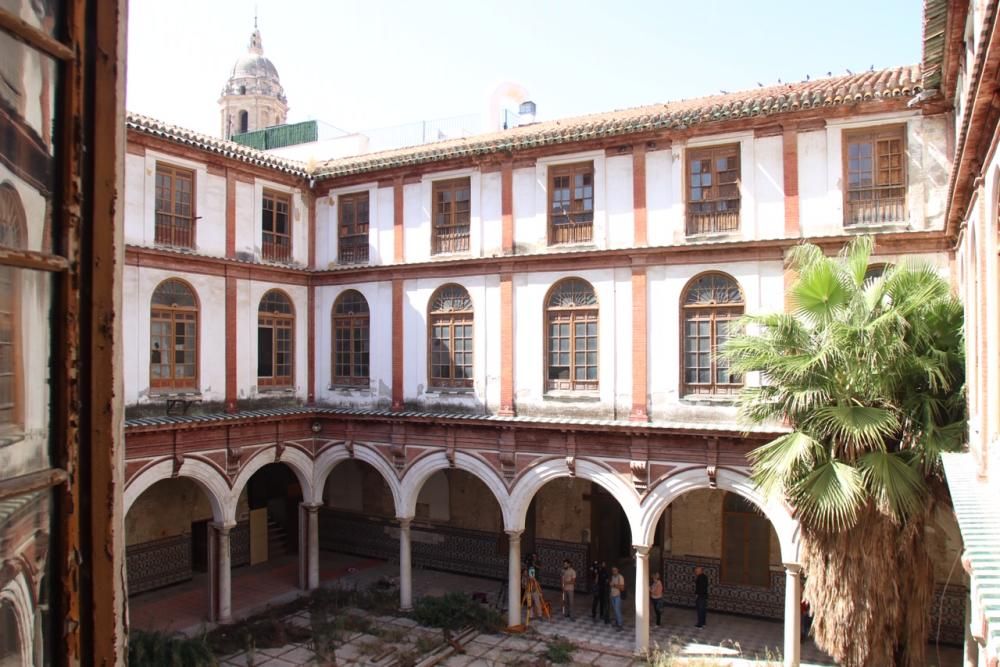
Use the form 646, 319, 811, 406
124, 457, 230, 523
399, 451, 512, 526
638, 466, 801, 562
229, 445, 315, 517
507, 457, 643, 538
312, 441, 403, 515
1, 570, 36, 667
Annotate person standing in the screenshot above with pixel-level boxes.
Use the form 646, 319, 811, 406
591, 561, 610, 623
561, 559, 577, 619
649, 572, 664, 626
694, 566, 708, 628
609, 566, 625, 631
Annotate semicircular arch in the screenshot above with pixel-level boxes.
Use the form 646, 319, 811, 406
312, 442, 402, 514
229, 445, 314, 516
124, 457, 230, 523
0, 571, 34, 667
399, 451, 511, 527
639, 466, 800, 562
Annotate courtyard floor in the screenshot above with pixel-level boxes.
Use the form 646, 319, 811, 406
128, 553, 963, 666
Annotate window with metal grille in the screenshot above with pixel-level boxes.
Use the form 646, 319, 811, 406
681, 273, 743, 396
844, 127, 906, 226
721, 493, 771, 587
150, 279, 199, 390
686, 144, 741, 235
432, 178, 471, 255
545, 278, 598, 391
258, 290, 294, 388
548, 162, 594, 245
262, 190, 291, 262
428, 284, 473, 389
332, 290, 369, 386
338, 192, 369, 264
154, 163, 195, 248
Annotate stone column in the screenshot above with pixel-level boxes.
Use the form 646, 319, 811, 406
305, 503, 320, 590
634, 545, 651, 655
211, 522, 234, 624
783, 563, 802, 667
398, 517, 413, 611
506, 530, 522, 628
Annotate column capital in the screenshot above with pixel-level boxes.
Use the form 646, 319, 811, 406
300, 502, 322, 513
783, 562, 803, 575
633, 544, 651, 557
505, 529, 523, 541
397, 516, 414, 528
210, 521, 237, 534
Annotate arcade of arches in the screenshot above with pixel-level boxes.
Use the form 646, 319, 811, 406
121, 426, 968, 659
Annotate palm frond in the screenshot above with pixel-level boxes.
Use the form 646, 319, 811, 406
790, 460, 866, 531
857, 450, 925, 521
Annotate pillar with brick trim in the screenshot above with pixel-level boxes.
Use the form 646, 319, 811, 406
634, 544, 651, 655
209, 522, 234, 623
399, 517, 413, 611
783, 562, 802, 667
506, 530, 522, 627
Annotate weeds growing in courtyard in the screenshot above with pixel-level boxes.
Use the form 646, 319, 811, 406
543, 636, 576, 663
411, 591, 504, 633
128, 629, 216, 666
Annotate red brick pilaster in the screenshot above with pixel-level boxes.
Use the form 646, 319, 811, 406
498, 269, 515, 416
633, 144, 648, 246
782, 127, 800, 237
225, 272, 237, 413
307, 284, 315, 405
630, 261, 649, 422
393, 176, 404, 263
392, 278, 404, 410
225, 169, 236, 258
307, 191, 317, 270
501, 160, 514, 255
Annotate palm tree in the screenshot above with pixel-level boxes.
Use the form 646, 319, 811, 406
724, 236, 965, 667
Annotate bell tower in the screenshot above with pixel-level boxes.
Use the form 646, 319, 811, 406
218, 19, 288, 140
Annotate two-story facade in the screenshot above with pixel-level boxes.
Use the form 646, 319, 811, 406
112, 23, 971, 667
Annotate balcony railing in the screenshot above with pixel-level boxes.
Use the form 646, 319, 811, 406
686, 209, 740, 236
549, 220, 593, 245
432, 227, 470, 255
338, 240, 369, 264
845, 186, 906, 226
154, 214, 195, 249
262, 235, 292, 263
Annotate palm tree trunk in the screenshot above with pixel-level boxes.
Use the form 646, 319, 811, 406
802, 504, 934, 667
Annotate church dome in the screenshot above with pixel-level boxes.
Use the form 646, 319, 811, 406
220, 27, 286, 103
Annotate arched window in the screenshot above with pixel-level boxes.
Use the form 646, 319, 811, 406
721, 493, 771, 587
0, 184, 26, 433
428, 284, 473, 389
332, 290, 369, 387
545, 278, 598, 391
150, 279, 198, 390
238, 110, 249, 134
258, 290, 294, 388
681, 272, 743, 396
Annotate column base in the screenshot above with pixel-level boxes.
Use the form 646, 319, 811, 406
628, 409, 649, 422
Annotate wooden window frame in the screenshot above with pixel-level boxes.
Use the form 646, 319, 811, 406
262, 189, 292, 263
720, 492, 771, 588
680, 272, 744, 397
842, 125, 907, 227
545, 278, 599, 392
0, 183, 26, 437
154, 162, 196, 249
685, 143, 741, 235
337, 191, 369, 265
257, 289, 295, 388
332, 289, 370, 387
548, 162, 594, 245
427, 284, 474, 389
149, 279, 200, 392
431, 177, 472, 255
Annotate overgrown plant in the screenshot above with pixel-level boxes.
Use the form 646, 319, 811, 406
543, 637, 575, 664
127, 629, 216, 667
411, 592, 504, 633
724, 236, 966, 667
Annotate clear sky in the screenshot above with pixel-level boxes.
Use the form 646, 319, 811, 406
126, 0, 923, 138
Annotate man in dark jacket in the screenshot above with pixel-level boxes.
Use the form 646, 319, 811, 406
694, 566, 709, 628
590, 561, 610, 623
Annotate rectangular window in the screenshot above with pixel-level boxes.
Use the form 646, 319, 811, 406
338, 191, 369, 264
432, 178, 471, 255
262, 190, 292, 262
258, 316, 293, 387
844, 127, 906, 226
154, 163, 195, 248
548, 162, 594, 245
686, 144, 741, 235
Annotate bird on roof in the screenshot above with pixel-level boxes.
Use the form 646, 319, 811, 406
847, 68, 853, 75
757, 82, 763, 87
806, 74, 810, 81
720, 90, 729, 94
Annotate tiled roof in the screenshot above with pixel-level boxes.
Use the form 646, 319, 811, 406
126, 66, 922, 183
311, 65, 923, 179
124, 405, 790, 435
941, 452, 1000, 659
126, 113, 309, 176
